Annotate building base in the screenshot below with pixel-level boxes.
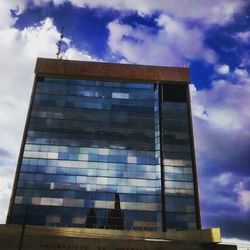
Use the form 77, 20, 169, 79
0, 224, 236, 250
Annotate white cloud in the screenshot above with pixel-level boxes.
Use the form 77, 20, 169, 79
216, 64, 230, 74
191, 69, 250, 132
0, 1, 27, 30
0, 18, 60, 223
0, 164, 15, 223
222, 238, 250, 248
32, 0, 67, 5
0, 17, 96, 153
238, 190, 250, 212
190, 67, 250, 201
234, 179, 250, 213
0, 18, 60, 157
240, 52, 250, 69
63, 47, 98, 61
234, 68, 248, 77
192, 69, 250, 237
0, 17, 97, 223
191, 68, 250, 218
107, 16, 217, 66
235, 31, 250, 43
8, 0, 245, 37
213, 173, 232, 186
41, 0, 246, 26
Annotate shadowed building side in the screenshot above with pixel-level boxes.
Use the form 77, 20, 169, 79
107, 193, 124, 230
85, 206, 97, 229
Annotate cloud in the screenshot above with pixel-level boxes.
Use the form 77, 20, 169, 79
240, 52, 250, 69
190, 67, 250, 239
239, 190, 250, 213
234, 68, 248, 77
0, 17, 60, 223
191, 69, 250, 134
0, 1, 26, 29
63, 47, 98, 61
216, 64, 230, 74
235, 31, 250, 43
34, 0, 247, 26
212, 173, 233, 186
0, 17, 97, 223
200, 173, 250, 239
0, 18, 73, 157
107, 16, 217, 66
0, 148, 11, 159
0, 162, 15, 223
234, 179, 250, 213
222, 238, 250, 248
0, 17, 97, 153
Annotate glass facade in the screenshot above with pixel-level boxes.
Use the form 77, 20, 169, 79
9, 76, 199, 231
162, 102, 196, 230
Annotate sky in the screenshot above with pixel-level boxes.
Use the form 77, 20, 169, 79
0, 0, 249, 246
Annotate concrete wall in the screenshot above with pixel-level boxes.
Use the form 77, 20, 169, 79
0, 224, 237, 250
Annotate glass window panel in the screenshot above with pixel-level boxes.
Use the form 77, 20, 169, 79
48, 152, 58, 159
76, 176, 86, 183
112, 92, 129, 99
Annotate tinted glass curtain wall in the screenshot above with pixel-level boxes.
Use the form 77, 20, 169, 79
7, 60, 200, 232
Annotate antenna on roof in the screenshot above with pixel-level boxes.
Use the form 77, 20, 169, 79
56, 27, 64, 59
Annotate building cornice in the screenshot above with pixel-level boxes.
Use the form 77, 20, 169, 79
35, 58, 189, 84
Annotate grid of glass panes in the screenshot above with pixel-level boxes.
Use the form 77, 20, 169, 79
154, 85, 162, 228
12, 77, 162, 231
161, 102, 197, 230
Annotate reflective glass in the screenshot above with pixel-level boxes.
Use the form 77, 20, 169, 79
11, 78, 198, 232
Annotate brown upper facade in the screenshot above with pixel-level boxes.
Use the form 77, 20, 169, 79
35, 58, 189, 84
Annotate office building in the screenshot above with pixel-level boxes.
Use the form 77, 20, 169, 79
7, 58, 200, 232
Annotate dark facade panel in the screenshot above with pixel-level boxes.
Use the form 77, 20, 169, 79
162, 84, 187, 102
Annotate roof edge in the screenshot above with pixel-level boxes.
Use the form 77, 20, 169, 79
35, 57, 190, 83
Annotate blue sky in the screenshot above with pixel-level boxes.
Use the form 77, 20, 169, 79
0, 0, 250, 246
